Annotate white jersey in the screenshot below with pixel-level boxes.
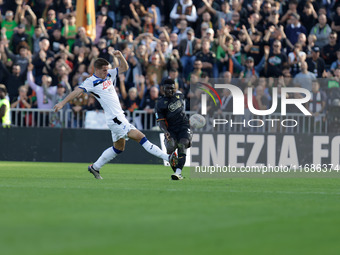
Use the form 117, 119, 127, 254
79, 68, 124, 122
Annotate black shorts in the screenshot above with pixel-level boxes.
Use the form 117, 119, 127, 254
168, 125, 192, 142
164, 125, 192, 154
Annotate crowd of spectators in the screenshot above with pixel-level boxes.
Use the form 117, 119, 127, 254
0, 0, 340, 131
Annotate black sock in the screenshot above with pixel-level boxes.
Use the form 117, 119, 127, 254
177, 153, 186, 170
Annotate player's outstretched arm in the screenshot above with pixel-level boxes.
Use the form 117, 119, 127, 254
53, 87, 83, 112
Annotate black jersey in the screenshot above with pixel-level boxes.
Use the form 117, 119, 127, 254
155, 92, 189, 131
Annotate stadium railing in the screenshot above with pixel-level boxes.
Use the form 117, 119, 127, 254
10, 108, 88, 128
9, 108, 329, 133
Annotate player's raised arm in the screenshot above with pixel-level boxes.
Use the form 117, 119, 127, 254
53, 87, 83, 112
113, 50, 129, 74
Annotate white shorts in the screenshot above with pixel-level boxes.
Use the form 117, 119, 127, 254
107, 115, 136, 142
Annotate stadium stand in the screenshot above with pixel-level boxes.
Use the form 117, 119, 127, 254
1, 0, 339, 133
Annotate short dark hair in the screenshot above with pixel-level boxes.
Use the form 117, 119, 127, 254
0, 84, 7, 93
94, 58, 110, 69
169, 68, 178, 73
162, 78, 175, 86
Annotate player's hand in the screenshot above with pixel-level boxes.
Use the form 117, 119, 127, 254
53, 102, 64, 112
165, 131, 171, 141
113, 50, 123, 58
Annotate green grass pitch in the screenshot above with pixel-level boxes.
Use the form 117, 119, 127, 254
0, 161, 340, 255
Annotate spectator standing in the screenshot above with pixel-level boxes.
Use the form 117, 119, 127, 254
306, 46, 326, 78
293, 61, 316, 91
10, 23, 30, 54
31, 19, 49, 54
187, 59, 203, 83
300, 1, 318, 33
18, 4, 37, 50
49, 28, 68, 54
255, 84, 270, 111
201, 0, 232, 29
245, 29, 264, 66
330, 49, 340, 72
175, 19, 191, 43
167, 68, 184, 92
27, 64, 57, 111
146, 45, 166, 85
125, 53, 143, 90
104, 28, 121, 48
94, 11, 109, 44
288, 43, 307, 77
3, 43, 30, 76
178, 28, 198, 79
68, 91, 88, 128
195, 38, 216, 78
332, 5, 340, 38
0, 10, 18, 42
265, 40, 288, 78
280, 0, 299, 24
44, 9, 59, 37
0, 84, 10, 127
57, 0, 75, 21
218, 88, 234, 114
119, 73, 145, 114
170, 0, 198, 25
32, 37, 55, 84
308, 80, 327, 129
309, 14, 332, 48
62, 15, 77, 51
73, 27, 92, 53
232, 55, 266, 82
10, 85, 33, 126
0, 50, 26, 102
321, 31, 340, 69
119, 73, 145, 129
285, 13, 307, 46
140, 85, 159, 129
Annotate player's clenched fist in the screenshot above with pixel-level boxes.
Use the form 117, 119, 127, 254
53, 102, 64, 112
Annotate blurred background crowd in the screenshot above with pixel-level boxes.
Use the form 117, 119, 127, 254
1, 0, 340, 131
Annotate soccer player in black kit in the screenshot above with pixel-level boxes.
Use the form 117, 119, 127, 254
155, 79, 192, 180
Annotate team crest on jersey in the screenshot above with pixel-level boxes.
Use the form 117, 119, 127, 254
168, 100, 182, 112
102, 80, 112, 90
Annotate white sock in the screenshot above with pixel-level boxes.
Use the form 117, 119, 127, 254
175, 168, 182, 175
93, 146, 121, 170
140, 138, 169, 161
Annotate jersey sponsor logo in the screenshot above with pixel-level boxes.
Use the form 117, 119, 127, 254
102, 80, 112, 90
168, 100, 182, 112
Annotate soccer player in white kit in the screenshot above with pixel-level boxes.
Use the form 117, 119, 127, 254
54, 52, 177, 179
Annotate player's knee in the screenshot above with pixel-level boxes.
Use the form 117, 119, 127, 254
166, 147, 175, 154
113, 140, 125, 152
165, 137, 176, 154
179, 138, 190, 149
113, 145, 125, 152
177, 143, 187, 155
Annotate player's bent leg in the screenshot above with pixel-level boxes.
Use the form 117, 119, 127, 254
113, 138, 126, 152
128, 129, 170, 162
171, 138, 189, 180
164, 137, 177, 172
